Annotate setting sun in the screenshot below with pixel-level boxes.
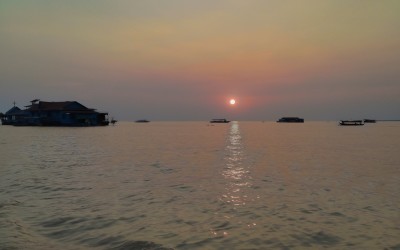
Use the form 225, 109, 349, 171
229, 99, 236, 105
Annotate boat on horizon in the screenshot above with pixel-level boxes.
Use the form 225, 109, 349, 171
277, 117, 304, 123
135, 119, 150, 123
209, 119, 230, 123
110, 118, 117, 125
339, 120, 364, 126
363, 119, 376, 123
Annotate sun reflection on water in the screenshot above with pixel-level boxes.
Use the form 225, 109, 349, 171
221, 121, 252, 206
210, 121, 259, 237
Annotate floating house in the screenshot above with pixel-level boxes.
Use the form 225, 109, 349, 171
1, 99, 110, 126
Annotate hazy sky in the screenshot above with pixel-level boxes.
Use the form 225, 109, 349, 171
1, 0, 399, 121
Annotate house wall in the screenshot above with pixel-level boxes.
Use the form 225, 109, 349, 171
25, 111, 100, 126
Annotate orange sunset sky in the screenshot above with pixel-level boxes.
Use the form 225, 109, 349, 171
1, 1, 399, 120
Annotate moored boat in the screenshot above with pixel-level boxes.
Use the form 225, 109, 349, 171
277, 117, 304, 123
110, 118, 117, 125
339, 120, 364, 126
210, 119, 230, 123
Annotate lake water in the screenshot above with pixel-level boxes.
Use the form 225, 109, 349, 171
1, 121, 399, 249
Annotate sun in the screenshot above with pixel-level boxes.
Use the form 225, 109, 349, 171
229, 99, 236, 105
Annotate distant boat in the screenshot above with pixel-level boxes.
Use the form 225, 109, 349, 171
339, 120, 364, 126
110, 118, 117, 125
210, 119, 230, 123
277, 117, 304, 123
363, 119, 376, 123
136, 119, 150, 123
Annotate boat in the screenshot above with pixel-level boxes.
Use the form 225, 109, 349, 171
339, 120, 364, 126
135, 119, 150, 123
210, 119, 230, 123
363, 119, 376, 123
110, 118, 117, 125
277, 117, 304, 123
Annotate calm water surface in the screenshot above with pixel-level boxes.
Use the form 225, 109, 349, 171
1, 122, 399, 249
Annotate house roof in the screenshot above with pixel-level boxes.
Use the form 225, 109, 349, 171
5, 106, 22, 115
27, 101, 95, 112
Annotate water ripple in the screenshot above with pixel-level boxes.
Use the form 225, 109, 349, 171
1, 122, 399, 249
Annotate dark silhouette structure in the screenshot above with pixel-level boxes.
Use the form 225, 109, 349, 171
1, 99, 109, 126
277, 117, 304, 123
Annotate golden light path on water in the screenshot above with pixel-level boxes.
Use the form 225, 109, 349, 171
210, 121, 260, 237
223, 121, 250, 198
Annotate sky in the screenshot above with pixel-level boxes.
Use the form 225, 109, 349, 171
1, 0, 399, 121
